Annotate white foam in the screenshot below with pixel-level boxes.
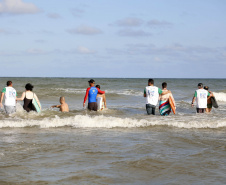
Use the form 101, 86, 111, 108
214, 92, 226, 102
0, 115, 225, 129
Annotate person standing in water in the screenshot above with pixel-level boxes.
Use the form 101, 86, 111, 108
204, 86, 214, 113
83, 79, 105, 111
16, 83, 41, 112
96, 85, 107, 109
144, 79, 170, 115
159, 82, 175, 116
0, 81, 17, 114
51, 96, 69, 112
191, 83, 210, 113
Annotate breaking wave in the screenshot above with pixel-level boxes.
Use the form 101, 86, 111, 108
214, 92, 226, 102
0, 115, 225, 129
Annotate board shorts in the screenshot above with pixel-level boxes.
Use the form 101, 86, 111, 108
146, 104, 156, 115
207, 103, 212, 109
196, 108, 205, 113
4, 106, 16, 114
88, 102, 98, 111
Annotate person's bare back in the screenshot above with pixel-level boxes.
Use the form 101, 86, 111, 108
51, 96, 69, 112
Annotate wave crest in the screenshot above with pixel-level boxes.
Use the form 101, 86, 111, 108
0, 115, 225, 129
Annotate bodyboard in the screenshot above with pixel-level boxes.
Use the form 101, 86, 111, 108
96, 97, 105, 111
169, 96, 176, 114
211, 96, 218, 108
32, 97, 41, 113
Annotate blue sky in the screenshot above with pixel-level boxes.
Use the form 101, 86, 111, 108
0, 0, 225, 78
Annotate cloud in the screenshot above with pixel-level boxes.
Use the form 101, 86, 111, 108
26, 48, 48, 55
47, 13, 61, 19
117, 29, 151, 37
116, 17, 143, 27
106, 43, 223, 64
76, 46, 95, 54
147, 20, 173, 27
67, 25, 102, 35
71, 8, 84, 17
0, 28, 21, 34
0, 0, 39, 14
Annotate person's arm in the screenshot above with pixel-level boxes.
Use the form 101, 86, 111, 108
207, 92, 210, 97
0, 88, 6, 108
16, 92, 26, 101
83, 88, 90, 107
51, 105, 61, 108
103, 94, 107, 108
160, 88, 171, 95
97, 88, 105, 94
143, 88, 146, 97
0, 92, 4, 108
191, 91, 197, 107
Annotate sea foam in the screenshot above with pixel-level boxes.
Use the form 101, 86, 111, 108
214, 92, 226, 102
0, 115, 225, 129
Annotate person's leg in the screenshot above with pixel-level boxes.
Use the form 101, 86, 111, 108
146, 104, 152, 115
151, 105, 156, 115
88, 102, 98, 111
93, 102, 98, 111
197, 108, 205, 113
88, 103, 93, 110
4, 106, 16, 114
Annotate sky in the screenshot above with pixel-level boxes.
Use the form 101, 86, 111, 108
0, 0, 226, 78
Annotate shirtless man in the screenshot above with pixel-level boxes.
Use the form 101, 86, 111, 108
204, 86, 214, 113
96, 85, 107, 108
51, 96, 69, 112
159, 82, 175, 116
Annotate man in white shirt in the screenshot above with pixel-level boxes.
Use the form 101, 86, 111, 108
191, 83, 210, 113
0, 81, 17, 114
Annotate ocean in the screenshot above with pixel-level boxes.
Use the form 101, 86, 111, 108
0, 77, 225, 184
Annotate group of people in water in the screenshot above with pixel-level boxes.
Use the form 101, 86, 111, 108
0, 79, 214, 115
144, 79, 214, 115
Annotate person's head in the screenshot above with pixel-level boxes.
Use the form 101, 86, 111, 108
204, 86, 209, 90
162, 82, 167, 89
6, 81, 12, 87
60, 96, 65, 104
25, 83, 34, 91
148, 79, 154, 85
198, 83, 203, 89
96, 85, 100, 89
88, 79, 95, 86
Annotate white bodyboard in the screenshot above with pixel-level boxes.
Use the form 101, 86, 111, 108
96, 97, 105, 111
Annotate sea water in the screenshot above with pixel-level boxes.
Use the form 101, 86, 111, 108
0, 78, 225, 184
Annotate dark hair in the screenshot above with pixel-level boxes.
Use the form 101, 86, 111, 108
148, 79, 154, 84
162, 82, 167, 88
204, 86, 209, 90
6, 81, 12, 86
96, 85, 100, 89
25, 83, 34, 91
198, 83, 203, 88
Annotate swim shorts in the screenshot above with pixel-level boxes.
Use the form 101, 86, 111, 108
196, 108, 205, 113
88, 102, 98, 111
4, 106, 16, 114
146, 104, 156, 115
207, 103, 212, 109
